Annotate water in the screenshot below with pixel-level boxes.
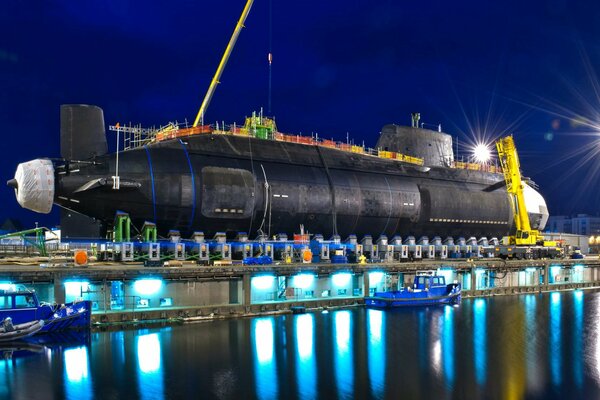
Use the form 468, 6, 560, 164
2, 290, 600, 399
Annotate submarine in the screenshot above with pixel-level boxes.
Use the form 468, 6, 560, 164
8, 104, 549, 240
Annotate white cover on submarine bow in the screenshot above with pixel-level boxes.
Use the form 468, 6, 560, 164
14, 159, 55, 214
523, 182, 549, 231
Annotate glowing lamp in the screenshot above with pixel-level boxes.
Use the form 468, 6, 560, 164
294, 274, 315, 289
252, 275, 275, 290
133, 279, 163, 295
473, 144, 491, 163
369, 271, 384, 285
332, 273, 352, 287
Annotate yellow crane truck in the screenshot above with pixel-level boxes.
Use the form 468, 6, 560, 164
494, 135, 563, 259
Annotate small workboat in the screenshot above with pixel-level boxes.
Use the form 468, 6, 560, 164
0, 318, 45, 342
365, 275, 461, 308
0, 285, 91, 333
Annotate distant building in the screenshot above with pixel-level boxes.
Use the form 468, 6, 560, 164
546, 214, 600, 236
546, 215, 571, 233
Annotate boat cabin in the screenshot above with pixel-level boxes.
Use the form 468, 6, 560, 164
0, 289, 40, 310
0, 287, 44, 325
413, 275, 447, 291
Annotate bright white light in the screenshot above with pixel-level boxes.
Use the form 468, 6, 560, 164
369, 272, 384, 285
526, 268, 537, 273
64, 281, 89, 298
133, 279, 163, 295
550, 266, 562, 280
437, 268, 454, 283
64, 346, 89, 383
0, 282, 14, 291
137, 333, 161, 373
574, 264, 584, 271
252, 275, 275, 290
473, 144, 491, 163
294, 274, 315, 289
332, 273, 352, 287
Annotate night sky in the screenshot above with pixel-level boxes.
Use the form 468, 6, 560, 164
1, 1, 600, 230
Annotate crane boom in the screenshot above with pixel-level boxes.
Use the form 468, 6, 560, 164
495, 135, 542, 245
193, 0, 255, 127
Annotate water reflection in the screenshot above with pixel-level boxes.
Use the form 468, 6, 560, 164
1, 290, 599, 399
334, 310, 354, 397
295, 314, 316, 399
524, 294, 541, 391
473, 299, 487, 386
64, 346, 92, 400
253, 318, 278, 399
573, 291, 584, 388
367, 309, 385, 398
136, 332, 164, 400
550, 292, 562, 386
442, 306, 455, 387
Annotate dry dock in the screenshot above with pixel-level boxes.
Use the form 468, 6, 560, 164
0, 257, 598, 325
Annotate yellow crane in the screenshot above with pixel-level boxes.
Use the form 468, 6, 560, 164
193, 0, 255, 127
495, 135, 561, 258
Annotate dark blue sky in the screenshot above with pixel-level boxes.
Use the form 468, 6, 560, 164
1, 0, 600, 229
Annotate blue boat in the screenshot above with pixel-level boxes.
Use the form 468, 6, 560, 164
365, 275, 461, 308
0, 285, 91, 333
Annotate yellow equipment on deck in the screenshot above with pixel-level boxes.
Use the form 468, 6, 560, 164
193, 0, 255, 127
495, 135, 557, 247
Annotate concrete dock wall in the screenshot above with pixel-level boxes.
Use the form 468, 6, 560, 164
0, 257, 597, 325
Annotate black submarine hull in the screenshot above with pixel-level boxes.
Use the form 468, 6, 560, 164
55, 133, 513, 239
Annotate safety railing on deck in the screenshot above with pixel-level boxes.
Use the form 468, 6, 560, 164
110, 119, 500, 172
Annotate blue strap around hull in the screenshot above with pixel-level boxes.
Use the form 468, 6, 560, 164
179, 139, 196, 231
144, 146, 157, 222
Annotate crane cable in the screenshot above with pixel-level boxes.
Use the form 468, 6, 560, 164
268, 0, 273, 114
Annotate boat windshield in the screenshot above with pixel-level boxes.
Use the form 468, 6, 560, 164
0, 295, 11, 309
431, 276, 445, 286
14, 294, 36, 308
0, 294, 37, 309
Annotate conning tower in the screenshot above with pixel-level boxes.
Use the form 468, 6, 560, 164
377, 113, 454, 167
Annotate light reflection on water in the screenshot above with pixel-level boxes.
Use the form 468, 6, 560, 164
473, 298, 487, 385
136, 332, 164, 400
295, 314, 316, 399
2, 290, 600, 399
334, 310, 354, 398
550, 292, 562, 386
64, 346, 92, 400
574, 291, 584, 388
253, 318, 278, 400
442, 306, 455, 387
367, 309, 385, 398
524, 294, 541, 391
